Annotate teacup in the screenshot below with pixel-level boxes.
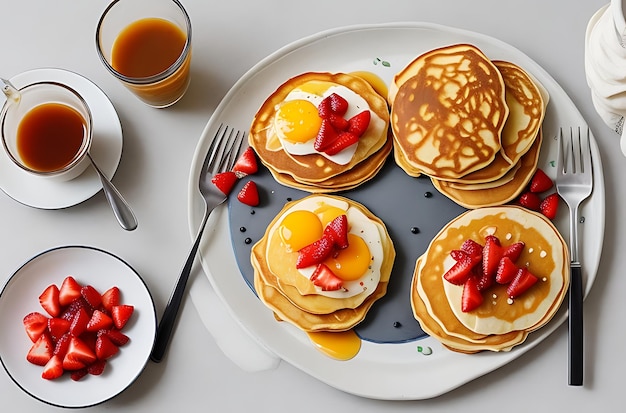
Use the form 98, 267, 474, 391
1, 80, 93, 181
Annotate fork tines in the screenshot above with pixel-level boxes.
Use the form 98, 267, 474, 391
558, 127, 592, 175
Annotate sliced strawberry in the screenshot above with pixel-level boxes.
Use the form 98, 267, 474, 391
482, 235, 503, 280
296, 235, 335, 268
81, 285, 102, 309
313, 118, 339, 151
26, 333, 54, 366
347, 110, 371, 136
211, 171, 238, 196
47, 317, 71, 341
70, 368, 89, 381
503, 241, 525, 262
39, 284, 61, 317
232, 146, 258, 177
507, 267, 539, 298
111, 305, 134, 330
101, 286, 120, 313
318, 93, 348, 117
444, 250, 481, 285
236, 180, 260, 207
323, 214, 349, 249
323, 131, 359, 156
62, 354, 86, 371
86, 310, 114, 332
530, 168, 553, 193
66, 336, 97, 365
102, 329, 130, 346
460, 238, 483, 258
70, 307, 90, 337
60, 296, 90, 321
475, 266, 495, 291
310, 263, 344, 291
518, 191, 541, 211
495, 256, 519, 284
59, 276, 82, 307
41, 355, 64, 380
539, 193, 560, 220
317, 97, 332, 118
328, 113, 349, 131
23, 312, 48, 342
53, 333, 71, 357
95, 334, 119, 360
88, 359, 107, 376
461, 277, 483, 312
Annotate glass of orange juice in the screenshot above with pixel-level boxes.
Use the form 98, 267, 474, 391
96, 0, 192, 108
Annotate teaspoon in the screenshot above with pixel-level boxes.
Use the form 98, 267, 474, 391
87, 152, 138, 231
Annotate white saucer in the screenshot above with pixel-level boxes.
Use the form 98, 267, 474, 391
0, 68, 123, 209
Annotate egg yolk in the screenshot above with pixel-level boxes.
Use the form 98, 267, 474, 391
274, 99, 322, 144
324, 233, 371, 281
307, 330, 361, 360
314, 205, 348, 228
279, 210, 323, 252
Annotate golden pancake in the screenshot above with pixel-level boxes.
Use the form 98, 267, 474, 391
267, 136, 392, 193
249, 72, 390, 192
411, 206, 569, 353
253, 267, 389, 332
493, 60, 547, 165
411, 257, 529, 353
251, 194, 395, 332
389, 44, 508, 180
432, 130, 542, 208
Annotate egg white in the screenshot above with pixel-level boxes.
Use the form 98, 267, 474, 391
273, 84, 382, 165
267, 196, 384, 299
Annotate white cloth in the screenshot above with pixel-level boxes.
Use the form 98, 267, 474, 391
585, 0, 626, 155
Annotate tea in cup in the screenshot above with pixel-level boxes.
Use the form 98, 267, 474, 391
96, 0, 192, 108
1, 80, 93, 181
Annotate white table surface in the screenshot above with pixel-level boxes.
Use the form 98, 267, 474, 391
1, 0, 622, 411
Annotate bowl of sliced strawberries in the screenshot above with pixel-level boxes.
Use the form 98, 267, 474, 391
0, 245, 156, 408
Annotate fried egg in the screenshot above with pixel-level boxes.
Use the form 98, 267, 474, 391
273, 81, 379, 165
274, 196, 384, 299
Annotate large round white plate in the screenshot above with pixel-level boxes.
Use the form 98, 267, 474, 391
188, 23, 605, 399
0, 246, 157, 408
0, 68, 123, 210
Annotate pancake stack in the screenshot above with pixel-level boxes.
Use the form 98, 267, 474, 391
251, 195, 395, 332
249, 72, 391, 193
410, 206, 569, 353
388, 44, 548, 208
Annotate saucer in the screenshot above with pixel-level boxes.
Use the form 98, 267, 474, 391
0, 68, 123, 209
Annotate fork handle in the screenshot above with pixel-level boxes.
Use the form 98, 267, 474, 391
568, 264, 583, 385
150, 209, 210, 363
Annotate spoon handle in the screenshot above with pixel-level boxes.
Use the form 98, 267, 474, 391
87, 153, 138, 231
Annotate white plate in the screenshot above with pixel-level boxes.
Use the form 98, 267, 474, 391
0, 68, 123, 210
0, 246, 156, 408
188, 23, 605, 399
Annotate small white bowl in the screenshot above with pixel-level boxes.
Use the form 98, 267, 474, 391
0, 245, 156, 408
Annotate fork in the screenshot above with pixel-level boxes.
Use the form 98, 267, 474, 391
150, 124, 245, 363
555, 126, 593, 386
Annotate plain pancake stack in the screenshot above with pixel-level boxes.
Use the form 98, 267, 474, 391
388, 44, 549, 209
410, 206, 569, 353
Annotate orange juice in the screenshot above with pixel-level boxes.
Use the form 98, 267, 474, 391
110, 18, 191, 107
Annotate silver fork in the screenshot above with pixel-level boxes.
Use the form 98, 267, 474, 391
150, 124, 245, 363
555, 126, 593, 386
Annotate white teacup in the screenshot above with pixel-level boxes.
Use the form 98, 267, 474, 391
1, 80, 93, 181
